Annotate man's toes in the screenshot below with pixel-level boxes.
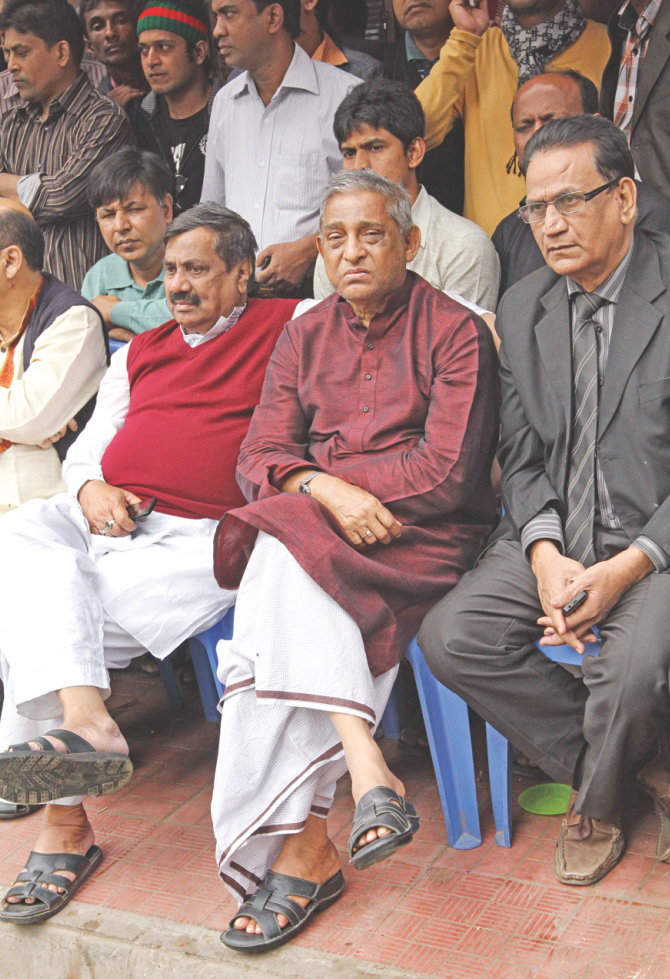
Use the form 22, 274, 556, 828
276, 913, 289, 928
377, 826, 392, 838
234, 916, 249, 930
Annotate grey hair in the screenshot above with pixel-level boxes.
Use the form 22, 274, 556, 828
164, 202, 257, 270
319, 170, 413, 235
521, 115, 635, 181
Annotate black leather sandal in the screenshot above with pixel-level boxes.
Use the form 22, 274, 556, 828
0, 801, 43, 820
221, 869, 345, 953
348, 786, 419, 871
0, 729, 132, 804
0, 845, 103, 923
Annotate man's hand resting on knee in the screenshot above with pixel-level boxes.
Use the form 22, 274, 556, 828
280, 470, 402, 549
531, 540, 654, 654
77, 480, 143, 538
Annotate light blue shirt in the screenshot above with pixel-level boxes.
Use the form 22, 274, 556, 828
80, 252, 171, 335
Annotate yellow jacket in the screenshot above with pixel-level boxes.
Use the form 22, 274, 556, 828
416, 23, 611, 236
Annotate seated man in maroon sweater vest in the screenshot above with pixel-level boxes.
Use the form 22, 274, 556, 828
0, 203, 316, 924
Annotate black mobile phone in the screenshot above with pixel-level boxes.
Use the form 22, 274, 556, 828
127, 497, 157, 521
561, 589, 588, 617
260, 256, 272, 271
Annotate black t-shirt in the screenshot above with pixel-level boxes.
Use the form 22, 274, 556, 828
130, 95, 210, 212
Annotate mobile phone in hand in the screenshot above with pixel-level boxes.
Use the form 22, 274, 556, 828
127, 497, 157, 521
561, 589, 588, 617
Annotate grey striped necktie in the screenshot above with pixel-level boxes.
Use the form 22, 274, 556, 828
564, 290, 608, 567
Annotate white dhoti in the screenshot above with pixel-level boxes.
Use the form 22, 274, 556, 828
212, 532, 397, 903
0, 492, 236, 762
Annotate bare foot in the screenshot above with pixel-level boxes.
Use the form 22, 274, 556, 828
233, 814, 341, 936
6, 803, 94, 905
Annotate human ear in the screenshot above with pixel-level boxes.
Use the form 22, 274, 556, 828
407, 137, 426, 171
617, 176, 637, 227
404, 224, 421, 263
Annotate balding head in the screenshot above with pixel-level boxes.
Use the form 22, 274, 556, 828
0, 197, 33, 219
512, 71, 600, 165
0, 208, 44, 273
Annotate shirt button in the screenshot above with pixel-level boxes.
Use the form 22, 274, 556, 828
629, 95, 634, 102
0, 347, 5, 354
367, 343, 373, 350
363, 406, 369, 412
608, 512, 615, 521
264, 118, 270, 124
259, 161, 265, 167
254, 203, 260, 209
599, 377, 604, 386
632, 47, 638, 56
365, 374, 371, 380
595, 324, 602, 333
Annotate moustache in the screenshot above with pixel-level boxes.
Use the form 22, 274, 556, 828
170, 290, 201, 306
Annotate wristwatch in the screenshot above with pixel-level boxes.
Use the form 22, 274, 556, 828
299, 471, 322, 495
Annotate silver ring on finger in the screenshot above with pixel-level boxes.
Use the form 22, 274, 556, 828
364, 530, 373, 537
99, 520, 114, 536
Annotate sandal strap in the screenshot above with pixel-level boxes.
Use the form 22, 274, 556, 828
3, 882, 61, 909
8, 736, 56, 753
25, 850, 90, 875
263, 871, 319, 900
228, 871, 316, 940
44, 729, 95, 754
348, 787, 414, 858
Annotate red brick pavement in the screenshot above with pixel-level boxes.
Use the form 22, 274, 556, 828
1, 662, 669, 978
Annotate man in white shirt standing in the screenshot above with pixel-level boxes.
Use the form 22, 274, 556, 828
202, 0, 359, 295
313, 78, 500, 310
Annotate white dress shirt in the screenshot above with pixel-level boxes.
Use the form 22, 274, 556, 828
0, 306, 107, 516
314, 185, 501, 310
201, 44, 359, 251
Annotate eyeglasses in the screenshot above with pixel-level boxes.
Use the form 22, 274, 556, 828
518, 178, 622, 224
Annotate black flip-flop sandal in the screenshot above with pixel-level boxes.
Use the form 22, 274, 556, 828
0, 845, 103, 924
221, 869, 345, 954
0, 729, 132, 804
348, 786, 419, 871
0, 801, 44, 820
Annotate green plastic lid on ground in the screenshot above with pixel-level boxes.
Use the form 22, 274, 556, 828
517, 783, 572, 815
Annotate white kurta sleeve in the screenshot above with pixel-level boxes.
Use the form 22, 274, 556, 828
62, 342, 131, 499
0, 306, 107, 444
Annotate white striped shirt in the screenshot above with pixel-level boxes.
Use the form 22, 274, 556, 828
521, 239, 668, 570
200, 43, 359, 252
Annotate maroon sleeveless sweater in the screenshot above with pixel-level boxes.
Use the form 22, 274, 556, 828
101, 298, 299, 520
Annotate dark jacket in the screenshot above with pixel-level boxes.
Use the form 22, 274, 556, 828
492, 180, 670, 303
383, 33, 465, 217
600, 0, 670, 202
24, 273, 109, 461
489, 230, 670, 559
127, 80, 225, 212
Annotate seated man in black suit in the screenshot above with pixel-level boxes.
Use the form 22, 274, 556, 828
492, 70, 670, 301
420, 115, 670, 887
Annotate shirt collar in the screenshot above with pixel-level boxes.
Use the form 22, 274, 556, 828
405, 31, 437, 66
337, 272, 415, 335
312, 32, 348, 67
567, 238, 635, 304
103, 253, 165, 290
180, 304, 246, 347
618, 0, 661, 37
411, 186, 431, 252
230, 43, 321, 101
20, 71, 91, 120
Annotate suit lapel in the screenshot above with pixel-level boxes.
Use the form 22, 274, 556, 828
599, 234, 665, 438
535, 277, 573, 432
632, 3, 670, 133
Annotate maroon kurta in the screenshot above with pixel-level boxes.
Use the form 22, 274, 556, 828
214, 273, 500, 676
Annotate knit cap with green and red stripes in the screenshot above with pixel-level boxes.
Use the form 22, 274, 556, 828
137, 2, 209, 44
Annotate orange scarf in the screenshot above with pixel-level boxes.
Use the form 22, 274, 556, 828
0, 278, 43, 454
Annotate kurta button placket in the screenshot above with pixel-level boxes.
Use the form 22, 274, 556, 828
365, 374, 371, 380
363, 406, 369, 412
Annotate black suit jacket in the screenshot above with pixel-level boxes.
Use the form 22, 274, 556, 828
492, 181, 670, 303
489, 230, 670, 559
600, 0, 670, 201
383, 34, 465, 216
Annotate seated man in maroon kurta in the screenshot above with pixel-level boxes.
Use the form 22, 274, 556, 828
212, 170, 500, 954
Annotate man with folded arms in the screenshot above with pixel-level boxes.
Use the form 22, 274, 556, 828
211, 170, 499, 953
0, 203, 313, 924
420, 116, 670, 886
81, 148, 173, 342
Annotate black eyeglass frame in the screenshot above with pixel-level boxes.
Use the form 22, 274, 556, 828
518, 177, 623, 225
